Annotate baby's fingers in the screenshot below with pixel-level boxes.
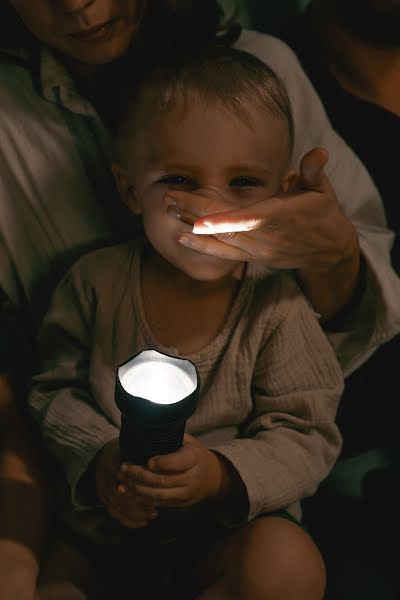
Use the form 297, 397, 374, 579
118, 463, 189, 488
108, 506, 157, 529
133, 483, 194, 508
106, 495, 158, 528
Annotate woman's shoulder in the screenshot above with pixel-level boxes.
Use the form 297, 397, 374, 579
0, 53, 50, 143
234, 29, 303, 80
0, 52, 37, 103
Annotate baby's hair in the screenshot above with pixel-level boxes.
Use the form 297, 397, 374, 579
116, 46, 294, 161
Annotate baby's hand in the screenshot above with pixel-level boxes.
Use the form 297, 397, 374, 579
117, 434, 224, 509
95, 438, 158, 528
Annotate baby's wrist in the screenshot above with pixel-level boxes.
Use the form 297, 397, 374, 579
209, 451, 235, 500
209, 452, 249, 515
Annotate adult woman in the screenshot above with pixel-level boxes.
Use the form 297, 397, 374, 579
0, 1, 399, 599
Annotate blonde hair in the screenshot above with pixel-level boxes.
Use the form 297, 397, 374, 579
116, 46, 294, 161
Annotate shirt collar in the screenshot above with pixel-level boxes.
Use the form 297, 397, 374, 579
40, 47, 96, 117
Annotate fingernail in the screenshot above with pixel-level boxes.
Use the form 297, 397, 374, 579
165, 195, 177, 206
167, 205, 181, 219
192, 222, 211, 234
120, 463, 128, 473
178, 234, 196, 248
117, 484, 127, 494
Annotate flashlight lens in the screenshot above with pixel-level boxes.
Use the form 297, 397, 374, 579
120, 361, 196, 404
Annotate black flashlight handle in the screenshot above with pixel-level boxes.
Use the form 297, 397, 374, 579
119, 416, 186, 465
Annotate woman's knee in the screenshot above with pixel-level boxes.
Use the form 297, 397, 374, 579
230, 516, 326, 600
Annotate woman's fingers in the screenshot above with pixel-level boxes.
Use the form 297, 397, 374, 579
167, 204, 196, 227
166, 190, 231, 218
298, 147, 330, 193
179, 232, 250, 261
167, 188, 282, 235
192, 206, 275, 235
179, 230, 297, 267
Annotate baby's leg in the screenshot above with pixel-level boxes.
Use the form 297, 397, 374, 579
195, 515, 325, 600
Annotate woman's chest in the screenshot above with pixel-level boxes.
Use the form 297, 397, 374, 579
0, 98, 121, 320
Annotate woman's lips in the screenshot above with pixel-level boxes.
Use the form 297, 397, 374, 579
69, 20, 115, 41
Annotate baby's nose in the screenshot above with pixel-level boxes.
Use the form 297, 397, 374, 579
193, 185, 233, 204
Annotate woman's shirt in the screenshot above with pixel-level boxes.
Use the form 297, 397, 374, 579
0, 31, 399, 373
0, 47, 128, 325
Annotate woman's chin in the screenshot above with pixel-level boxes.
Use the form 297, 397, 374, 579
60, 20, 136, 65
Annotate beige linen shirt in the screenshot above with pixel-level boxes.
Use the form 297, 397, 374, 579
1, 31, 399, 373
29, 241, 343, 540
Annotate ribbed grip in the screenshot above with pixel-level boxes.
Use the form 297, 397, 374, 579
119, 416, 186, 464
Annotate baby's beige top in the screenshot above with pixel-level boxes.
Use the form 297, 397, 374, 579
29, 241, 343, 541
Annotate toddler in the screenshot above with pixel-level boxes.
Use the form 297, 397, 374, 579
30, 47, 343, 600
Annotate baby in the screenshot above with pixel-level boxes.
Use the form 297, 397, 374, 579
30, 47, 343, 600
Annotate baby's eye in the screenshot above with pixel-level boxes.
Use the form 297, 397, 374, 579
230, 177, 263, 188
158, 175, 195, 186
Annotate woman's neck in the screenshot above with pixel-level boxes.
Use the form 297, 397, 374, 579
56, 53, 118, 123
58, 53, 101, 99
311, 2, 400, 116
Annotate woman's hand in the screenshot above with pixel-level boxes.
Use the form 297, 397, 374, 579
117, 434, 228, 509
167, 148, 361, 320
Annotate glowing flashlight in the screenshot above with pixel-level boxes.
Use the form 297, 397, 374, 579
115, 350, 199, 464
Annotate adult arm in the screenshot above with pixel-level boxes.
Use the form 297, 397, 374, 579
167, 31, 400, 374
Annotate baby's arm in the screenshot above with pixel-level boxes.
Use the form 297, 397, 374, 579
28, 267, 119, 510
29, 266, 158, 528
207, 281, 343, 522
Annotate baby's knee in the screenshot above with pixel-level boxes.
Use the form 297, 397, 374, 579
234, 516, 326, 600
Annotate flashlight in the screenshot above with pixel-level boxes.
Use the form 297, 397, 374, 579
115, 350, 199, 465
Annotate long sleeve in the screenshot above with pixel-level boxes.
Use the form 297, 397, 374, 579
210, 289, 343, 521
28, 267, 119, 510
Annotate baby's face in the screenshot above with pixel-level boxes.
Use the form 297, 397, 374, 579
118, 102, 291, 282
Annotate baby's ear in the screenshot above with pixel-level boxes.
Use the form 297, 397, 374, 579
281, 168, 299, 193
111, 162, 141, 214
